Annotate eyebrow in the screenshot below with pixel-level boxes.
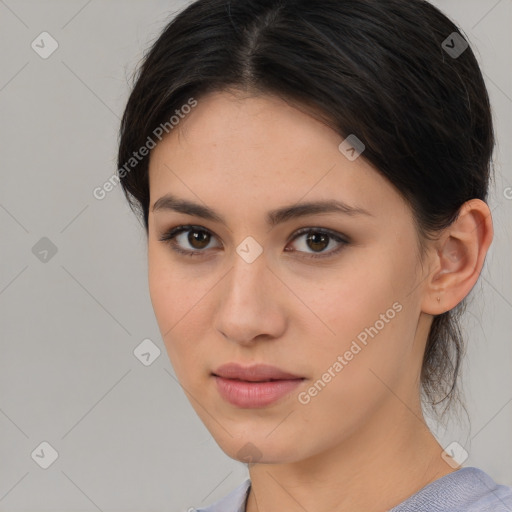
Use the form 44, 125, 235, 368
151, 193, 372, 227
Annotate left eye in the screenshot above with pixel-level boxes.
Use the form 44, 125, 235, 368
158, 225, 349, 259
287, 227, 348, 258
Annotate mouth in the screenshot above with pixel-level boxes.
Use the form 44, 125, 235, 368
211, 363, 305, 408
212, 362, 304, 381
212, 376, 302, 382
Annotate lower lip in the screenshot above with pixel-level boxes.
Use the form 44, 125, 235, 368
213, 376, 304, 408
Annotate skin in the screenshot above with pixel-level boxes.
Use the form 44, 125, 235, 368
147, 89, 493, 512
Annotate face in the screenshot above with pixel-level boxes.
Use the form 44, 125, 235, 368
147, 90, 433, 464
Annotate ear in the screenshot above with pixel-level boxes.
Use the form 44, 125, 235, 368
421, 199, 493, 315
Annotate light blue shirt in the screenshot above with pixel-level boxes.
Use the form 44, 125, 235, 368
193, 467, 512, 512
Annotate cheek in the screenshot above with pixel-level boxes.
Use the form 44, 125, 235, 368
148, 247, 174, 330
296, 246, 417, 391
302, 248, 411, 346
148, 243, 198, 327
148, 247, 198, 367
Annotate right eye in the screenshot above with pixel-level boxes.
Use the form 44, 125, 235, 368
158, 225, 221, 257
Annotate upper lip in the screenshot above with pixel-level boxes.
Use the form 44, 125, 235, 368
212, 363, 304, 382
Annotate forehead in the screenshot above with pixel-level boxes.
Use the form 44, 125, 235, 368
147, 90, 408, 223
168, 90, 342, 162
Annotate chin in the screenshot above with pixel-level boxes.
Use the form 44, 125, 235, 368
215, 432, 306, 465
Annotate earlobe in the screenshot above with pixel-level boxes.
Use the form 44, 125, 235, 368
421, 199, 493, 315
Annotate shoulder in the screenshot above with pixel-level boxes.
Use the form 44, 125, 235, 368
390, 467, 512, 512
179, 469, 512, 512
461, 467, 512, 512
191, 478, 251, 512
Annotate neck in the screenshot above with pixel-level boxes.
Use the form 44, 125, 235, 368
245, 401, 458, 512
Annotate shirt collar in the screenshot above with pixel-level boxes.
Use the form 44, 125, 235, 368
195, 478, 251, 512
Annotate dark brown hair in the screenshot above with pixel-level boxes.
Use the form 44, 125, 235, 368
117, 0, 494, 420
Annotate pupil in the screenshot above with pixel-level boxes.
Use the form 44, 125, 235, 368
190, 230, 209, 249
308, 233, 328, 252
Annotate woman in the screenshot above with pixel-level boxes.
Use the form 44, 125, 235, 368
117, 0, 512, 510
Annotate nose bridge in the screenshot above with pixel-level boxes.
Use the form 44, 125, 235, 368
225, 241, 270, 307
214, 240, 283, 343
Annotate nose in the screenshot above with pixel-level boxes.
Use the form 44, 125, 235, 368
214, 249, 287, 346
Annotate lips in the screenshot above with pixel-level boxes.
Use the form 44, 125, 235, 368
212, 362, 303, 382
212, 363, 305, 408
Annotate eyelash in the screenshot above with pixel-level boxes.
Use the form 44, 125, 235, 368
158, 225, 349, 260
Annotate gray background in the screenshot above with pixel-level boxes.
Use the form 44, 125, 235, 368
0, 1, 511, 511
